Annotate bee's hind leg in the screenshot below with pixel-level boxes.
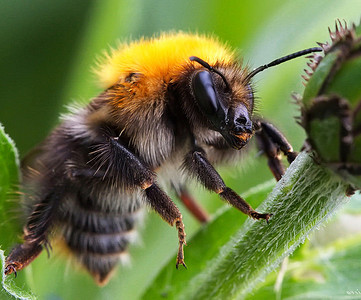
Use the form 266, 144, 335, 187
173, 184, 209, 224
5, 186, 65, 276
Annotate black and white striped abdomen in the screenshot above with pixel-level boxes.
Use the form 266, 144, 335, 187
57, 187, 144, 285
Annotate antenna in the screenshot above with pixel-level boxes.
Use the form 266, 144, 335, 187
245, 47, 323, 81
190, 56, 231, 90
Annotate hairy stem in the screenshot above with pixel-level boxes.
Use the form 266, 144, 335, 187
182, 152, 349, 299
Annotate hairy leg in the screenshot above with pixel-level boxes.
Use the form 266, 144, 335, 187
183, 146, 271, 222
254, 120, 298, 181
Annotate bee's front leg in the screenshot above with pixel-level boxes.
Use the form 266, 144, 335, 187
183, 146, 271, 222
254, 120, 298, 181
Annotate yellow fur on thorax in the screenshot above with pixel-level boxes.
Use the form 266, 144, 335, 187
96, 32, 236, 88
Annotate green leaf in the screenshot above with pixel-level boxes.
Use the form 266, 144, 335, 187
0, 124, 34, 299
1, 250, 35, 300
0, 124, 21, 248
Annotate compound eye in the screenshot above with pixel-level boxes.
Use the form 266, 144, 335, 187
192, 71, 219, 115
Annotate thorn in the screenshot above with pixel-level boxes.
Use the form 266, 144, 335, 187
304, 69, 313, 76
314, 54, 323, 62
291, 92, 302, 102
301, 74, 309, 82
316, 42, 329, 51
337, 19, 343, 32
335, 20, 339, 34
329, 26, 337, 41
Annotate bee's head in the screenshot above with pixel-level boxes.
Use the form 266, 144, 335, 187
189, 56, 254, 149
184, 46, 323, 149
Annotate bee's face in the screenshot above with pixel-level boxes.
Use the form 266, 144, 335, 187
191, 68, 254, 149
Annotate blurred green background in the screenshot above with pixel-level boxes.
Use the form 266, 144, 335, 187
0, 0, 360, 299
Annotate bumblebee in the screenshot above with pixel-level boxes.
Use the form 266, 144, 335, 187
4, 32, 321, 285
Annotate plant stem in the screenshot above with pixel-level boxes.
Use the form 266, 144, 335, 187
181, 151, 350, 300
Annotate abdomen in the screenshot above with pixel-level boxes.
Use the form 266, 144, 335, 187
57, 181, 145, 285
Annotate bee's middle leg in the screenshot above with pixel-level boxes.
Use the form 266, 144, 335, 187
95, 135, 187, 269
183, 146, 271, 222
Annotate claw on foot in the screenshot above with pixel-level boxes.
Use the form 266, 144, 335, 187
250, 212, 273, 223
287, 151, 298, 164
176, 260, 187, 270
4, 264, 18, 278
